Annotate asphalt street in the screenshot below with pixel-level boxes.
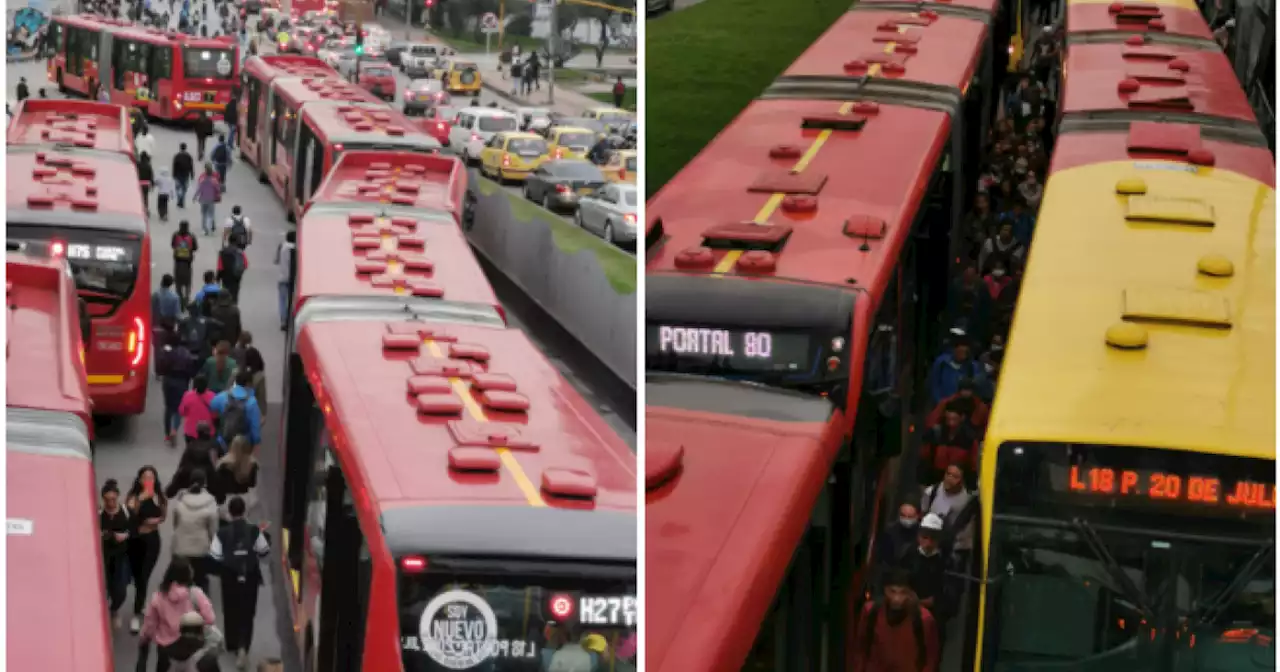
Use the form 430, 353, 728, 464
7, 51, 631, 672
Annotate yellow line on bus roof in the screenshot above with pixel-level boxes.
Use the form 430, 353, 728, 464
426, 340, 546, 507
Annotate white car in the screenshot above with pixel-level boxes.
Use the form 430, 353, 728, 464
402, 44, 442, 76
449, 109, 521, 163
575, 183, 639, 246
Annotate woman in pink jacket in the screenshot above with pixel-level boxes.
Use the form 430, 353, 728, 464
139, 557, 217, 670
177, 374, 216, 447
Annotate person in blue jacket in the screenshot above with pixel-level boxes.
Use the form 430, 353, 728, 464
928, 340, 984, 406
209, 370, 262, 452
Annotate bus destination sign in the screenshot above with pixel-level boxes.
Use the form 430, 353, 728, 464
1068, 466, 1276, 511
648, 325, 812, 373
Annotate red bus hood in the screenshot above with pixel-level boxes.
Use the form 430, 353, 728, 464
646, 399, 839, 671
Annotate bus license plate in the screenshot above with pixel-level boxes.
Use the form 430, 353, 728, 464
96, 340, 123, 351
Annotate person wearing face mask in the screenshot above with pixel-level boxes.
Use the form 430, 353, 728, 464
977, 222, 1026, 276
874, 503, 922, 574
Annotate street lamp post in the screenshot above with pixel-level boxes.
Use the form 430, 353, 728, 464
547, 0, 556, 105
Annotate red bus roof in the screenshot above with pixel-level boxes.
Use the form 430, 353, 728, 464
273, 75, 381, 109
646, 402, 835, 671
295, 320, 636, 511
7, 452, 108, 672
782, 8, 990, 90
1050, 122, 1276, 186
7, 99, 134, 159
53, 14, 231, 48
861, 0, 1000, 13
6, 251, 92, 426
300, 101, 441, 149
309, 150, 465, 216
243, 54, 335, 84
1066, 2, 1213, 40
1062, 41, 1257, 123
7, 150, 146, 223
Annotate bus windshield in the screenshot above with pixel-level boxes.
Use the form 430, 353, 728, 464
399, 571, 637, 671
183, 47, 236, 80
984, 442, 1276, 671
7, 226, 141, 305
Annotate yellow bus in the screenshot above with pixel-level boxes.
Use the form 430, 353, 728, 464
969, 130, 1276, 667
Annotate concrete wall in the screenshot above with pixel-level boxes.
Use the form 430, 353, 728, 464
465, 172, 636, 391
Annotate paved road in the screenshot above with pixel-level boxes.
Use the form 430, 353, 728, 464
8, 49, 630, 672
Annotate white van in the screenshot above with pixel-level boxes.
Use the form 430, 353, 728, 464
449, 109, 520, 163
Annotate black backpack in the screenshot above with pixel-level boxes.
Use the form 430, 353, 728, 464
217, 395, 250, 446
212, 142, 229, 165
861, 601, 928, 670
220, 246, 245, 277
228, 217, 249, 249
219, 521, 259, 582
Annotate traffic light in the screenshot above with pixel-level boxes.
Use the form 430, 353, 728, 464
354, 30, 364, 55
425, 0, 434, 6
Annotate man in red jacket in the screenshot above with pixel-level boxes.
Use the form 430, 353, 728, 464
920, 400, 980, 486
853, 568, 940, 672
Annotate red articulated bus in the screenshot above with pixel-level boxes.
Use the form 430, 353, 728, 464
277, 320, 637, 671
46, 15, 240, 120
7, 99, 152, 416
643, 1, 1002, 669
292, 150, 499, 324
285, 102, 446, 219
7, 246, 107, 672
239, 55, 339, 176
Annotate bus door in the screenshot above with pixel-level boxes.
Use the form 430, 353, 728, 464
110, 38, 153, 105
146, 43, 175, 118
45, 21, 64, 81
292, 116, 325, 215
241, 73, 264, 166
269, 95, 298, 201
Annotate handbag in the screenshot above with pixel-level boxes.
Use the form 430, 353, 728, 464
188, 587, 225, 651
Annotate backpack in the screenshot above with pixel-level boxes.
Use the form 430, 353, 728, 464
174, 233, 194, 261
861, 601, 927, 671
219, 521, 260, 583
228, 217, 249, 248
217, 394, 250, 445
212, 143, 228, 165
220, 246, 245, 277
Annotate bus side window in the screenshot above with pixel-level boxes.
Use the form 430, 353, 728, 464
150, 44, 171, 83
294, 124, 311, 205
111, 39, 128, 90
245, 79, 259, 141
270, 96, 285, 163
306, 129, 323, 196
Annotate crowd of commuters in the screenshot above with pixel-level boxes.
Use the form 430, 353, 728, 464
853, 23, 1063, 672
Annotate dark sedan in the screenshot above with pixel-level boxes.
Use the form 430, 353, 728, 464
522, 160, 608, 213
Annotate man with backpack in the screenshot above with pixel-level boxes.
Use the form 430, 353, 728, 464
223, 205, 252, 249
217, 243, 249, 303
194, 111, 215, 160
211, 495, 270, 670
208, 291, 243, 347
193, 271, 222, 315
210, 134, 232, 193
172, 222, 199, 305
209, 370, 263, 451
853, 568, 940, 672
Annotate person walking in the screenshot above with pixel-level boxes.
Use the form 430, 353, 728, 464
612, 76, 626, 109
178, 376, 217, 447
172, 221, 199, 304
210, 369, 263, 452
275, 231, 296, 331
194, 111, 214, 159
138, 153, 155, 218
16, 76, 29, 102
135, 123, 157, 163
194, 164, 221, 235
151, 274, 183, 327
217, 243, 249, 303
100, 479, 132, 630
214, 435, 260, 513
170, 470, 219, 593
158, 325, 198, 446
137, 557, 219, 671
126, 466, 168, 634
212, 496, 270, 669
199, 340, 238, 395
852, 568, 940, 672
210, 134, 231, 192
529, 51, 541, 92
173, 142, 196, 208
154, 167, 175, 222
223, 205, 252, 249
166, 431, 219, 501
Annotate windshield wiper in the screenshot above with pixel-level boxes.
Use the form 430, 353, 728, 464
1072, 518, 1156, 621
1189, 539, 1274, 628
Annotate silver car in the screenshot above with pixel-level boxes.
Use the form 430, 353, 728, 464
576, 183, 638, 247
402, 79, 451, 115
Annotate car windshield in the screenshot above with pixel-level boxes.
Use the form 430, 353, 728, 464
412, 80, 442, 92
622, 189, 637, 206
507, 138, 547, 155
477, 116, 517, 132
182, 47, 236, 80
549, 162, 604, 180
556, 132, 595, 149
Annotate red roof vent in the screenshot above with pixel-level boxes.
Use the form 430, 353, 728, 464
1127, 86, 1193, 111
736, 250, 778, 273
416, 394, 463, 415
408, 279, 444, 297
400, 254, 435, 272
352, 234, 382, 249
748, 169, 827, 194
410, 356, 479, 378
673, 246, 716, 270
1122, 45, 1176, 60
448, 420, 539, 451
702, 222, 793, 251
1168, 58, 1191, 72
769, 144, 803, 159
844, 215, 888, 239
448, 447, 501, 473
1127, 121, 1200, 157
355, 259, 387, 274
1126, 63, 1186, 83
646, 442, 685, 492
472, 373, 518, 392
541, 468, 597, 499
1118, 78, 1142, 94
382, 332, 422, 351
386, 323, 457, 342
407, 375, 452, 395
479, 390, 531, 413
1187, 147, 1216, 166
1147, 17, 1166, 30
781, 194, 818, 213
852, 101, 880, 115
449, 343, 491, 362
348, 212, 376, 224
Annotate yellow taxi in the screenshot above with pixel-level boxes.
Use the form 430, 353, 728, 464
584, 106, 633, 126
443, 59, 483, 97
546, 126, 598, 161
600, 149, 637, 184
478, 132, 551, 182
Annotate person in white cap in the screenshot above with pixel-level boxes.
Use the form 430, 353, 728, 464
901, 513, 948, 620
